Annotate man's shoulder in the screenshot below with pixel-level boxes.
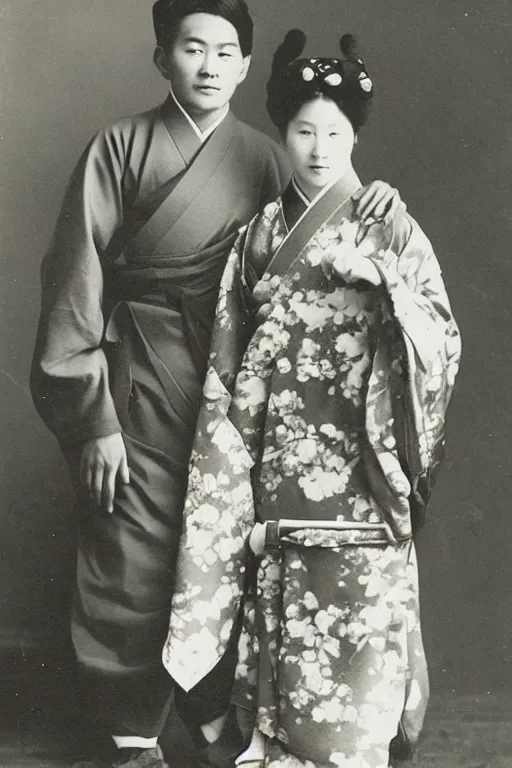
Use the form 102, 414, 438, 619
77, 102, 164, 169
96, 103, 162, 143
234, 119, 284, 160
233, 118, 290, 196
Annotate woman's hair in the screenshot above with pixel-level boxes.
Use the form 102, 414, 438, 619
152, 0, 253, 57
266, 30, 374, 134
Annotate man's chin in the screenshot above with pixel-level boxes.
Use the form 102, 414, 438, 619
186, 96, 227, 117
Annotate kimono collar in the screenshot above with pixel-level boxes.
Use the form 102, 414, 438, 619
292, 166, 362, 208
291, 175, 312, 207
168, 86, 229, 143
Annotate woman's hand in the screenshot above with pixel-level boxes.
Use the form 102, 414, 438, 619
352, 181, 406, 224
249, 522, 267, 556
322, 244, 382, 286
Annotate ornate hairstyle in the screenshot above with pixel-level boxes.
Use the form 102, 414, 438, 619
266, 30, 373, 134
152, 0, 253, 56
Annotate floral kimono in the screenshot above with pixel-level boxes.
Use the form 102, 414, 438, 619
164, 172, 461, 767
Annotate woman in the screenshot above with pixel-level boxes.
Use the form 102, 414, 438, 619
164, 30, 461, 768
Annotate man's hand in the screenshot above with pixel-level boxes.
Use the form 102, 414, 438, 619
352, 181, 406, 224
80, 433, 130, 513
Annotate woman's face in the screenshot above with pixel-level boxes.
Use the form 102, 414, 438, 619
284, 96, 355, 200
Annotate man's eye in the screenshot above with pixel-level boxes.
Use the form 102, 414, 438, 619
329, 132, 339, 137
299, 130, 312, 136
219, 52, 233, 58
186, 48, 202, 55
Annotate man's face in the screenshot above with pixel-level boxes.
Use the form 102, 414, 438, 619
156, 13, 250, 119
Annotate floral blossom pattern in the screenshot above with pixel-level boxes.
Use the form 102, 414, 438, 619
249, 540, 425, 768
164, 184, 460, 767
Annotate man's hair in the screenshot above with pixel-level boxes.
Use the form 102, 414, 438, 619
153, 0, 254, 57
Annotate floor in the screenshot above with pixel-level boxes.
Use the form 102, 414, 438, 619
1, 652, 511, 768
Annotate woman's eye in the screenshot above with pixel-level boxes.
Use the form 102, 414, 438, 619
299, 130, 312, 136
329, 132, 339, 137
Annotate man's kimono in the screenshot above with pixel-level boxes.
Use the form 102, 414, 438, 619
164, 173, 461, 766
30, 93, 289, 737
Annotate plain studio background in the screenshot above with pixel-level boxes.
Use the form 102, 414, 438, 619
0, 0, 511, 702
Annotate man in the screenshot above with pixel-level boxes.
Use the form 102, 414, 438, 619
30, 2, 403, 767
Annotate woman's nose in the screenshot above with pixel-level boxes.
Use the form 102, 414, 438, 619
312, 138, 328, 158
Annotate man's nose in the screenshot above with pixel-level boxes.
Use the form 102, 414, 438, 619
199, 52, 219, 78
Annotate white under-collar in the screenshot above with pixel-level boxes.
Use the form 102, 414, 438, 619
292, 174, 343, 208
291, 175, 312, 207
169, 86, 229, 143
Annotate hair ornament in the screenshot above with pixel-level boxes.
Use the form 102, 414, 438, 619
266, 29, 374, 133
325, 72, 342, 86
339, 33, 359, 59
359, 76, 373, 92
272, 28, 307, 72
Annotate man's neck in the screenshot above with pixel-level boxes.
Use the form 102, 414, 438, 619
192, 106, 229, 133
169, 86, 229, 140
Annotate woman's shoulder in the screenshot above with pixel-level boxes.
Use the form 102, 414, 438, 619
244, 198, 283, 234
238, 199, 284, 277
353, 207, 415, 256
250, 199, 283, 248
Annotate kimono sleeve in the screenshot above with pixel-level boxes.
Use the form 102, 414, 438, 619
30, 127, 126, 449
163, 227, 256, 691
206, 225, 255, 395
369, 212, 461, 480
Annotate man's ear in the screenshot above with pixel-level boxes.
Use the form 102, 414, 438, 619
154, 46, 171, 81
354, 133, 359, 145
237, 55, 252, 85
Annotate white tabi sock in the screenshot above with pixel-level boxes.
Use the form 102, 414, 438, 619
235, 728, 265, 764
200, 712, 228, 743
111, 735, 159, 749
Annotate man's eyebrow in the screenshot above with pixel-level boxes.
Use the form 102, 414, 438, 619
183, 37, 239, 48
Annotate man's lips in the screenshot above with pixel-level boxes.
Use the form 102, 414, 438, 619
194, 84, 221, 92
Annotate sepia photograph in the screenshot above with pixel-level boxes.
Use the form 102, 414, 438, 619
0, 1, 511, 767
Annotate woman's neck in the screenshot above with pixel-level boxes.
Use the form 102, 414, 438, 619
293, 166, 361, 206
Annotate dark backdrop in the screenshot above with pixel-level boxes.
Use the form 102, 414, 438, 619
1, 0, 511, 694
